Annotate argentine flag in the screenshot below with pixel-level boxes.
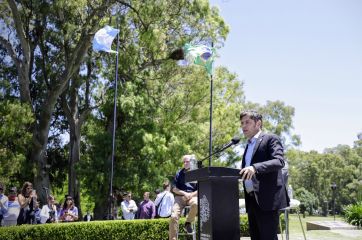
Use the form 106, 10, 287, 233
92, 25, 120, 53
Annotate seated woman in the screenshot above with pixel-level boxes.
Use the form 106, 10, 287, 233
40, 195, 58, 223
59, 195, 78, 222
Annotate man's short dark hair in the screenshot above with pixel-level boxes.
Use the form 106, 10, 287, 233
240, 110, 263, 127
162, 180, 170, 190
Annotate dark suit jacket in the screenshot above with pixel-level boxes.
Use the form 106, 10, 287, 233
242, 132, 289, 211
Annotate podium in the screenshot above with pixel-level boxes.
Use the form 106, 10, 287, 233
185, 167, 240, 240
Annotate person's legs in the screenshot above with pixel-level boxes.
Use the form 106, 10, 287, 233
257, 209, 279, 240
248, 193, 279, 240
185, 196, 197, 223
246, 194, 260, 240
169, 196, 186, 240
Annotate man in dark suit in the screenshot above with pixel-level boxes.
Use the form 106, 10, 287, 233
239, 110, 289, 240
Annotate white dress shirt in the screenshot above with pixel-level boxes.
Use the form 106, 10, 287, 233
121, 200, 138, 220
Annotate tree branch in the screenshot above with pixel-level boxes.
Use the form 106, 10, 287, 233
7, 0, 31, 65
0, 35, 20, 67
117, 0, 148, 30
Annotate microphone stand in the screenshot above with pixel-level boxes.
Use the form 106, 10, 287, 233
197, 142, 238, 168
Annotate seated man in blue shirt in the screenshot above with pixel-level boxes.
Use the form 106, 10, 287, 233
169, 155, 198, 240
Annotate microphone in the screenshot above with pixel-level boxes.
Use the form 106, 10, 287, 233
197, 137, 241, 168
218, 137, 241, 152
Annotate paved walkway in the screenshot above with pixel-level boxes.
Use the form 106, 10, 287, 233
240, 229, 362, 240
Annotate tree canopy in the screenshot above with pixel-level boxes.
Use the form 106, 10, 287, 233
1, 0, 359, 220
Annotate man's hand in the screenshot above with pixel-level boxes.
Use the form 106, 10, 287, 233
239, 166, 256, 181
183, 192, 193, 200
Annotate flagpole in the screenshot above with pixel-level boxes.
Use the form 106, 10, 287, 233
108, 29, 120, 220
208, 42, 214, 167
208, 75, 213, 167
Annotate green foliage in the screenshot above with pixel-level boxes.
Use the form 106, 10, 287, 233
295, 187, 318, 216
343, 202, 362, 227
0, 215, 285, 239
81, 64, 246, 215
1, 0, 304, 218
0, 100, 33, 186
287, 146, 362, 215
243, 100, 300, 148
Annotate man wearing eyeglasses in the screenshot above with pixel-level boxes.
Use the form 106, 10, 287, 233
120, 192, 138, 220
169, 155, 198, 240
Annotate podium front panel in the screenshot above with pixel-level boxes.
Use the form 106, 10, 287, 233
198, 177, 240, 240
199, 181, 213, 240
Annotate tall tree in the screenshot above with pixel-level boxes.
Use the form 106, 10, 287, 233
286, 144, 362, 214
77, 0, 231, 218
0, 0, 116, 202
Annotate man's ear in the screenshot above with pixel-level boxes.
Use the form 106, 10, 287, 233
256, 120, 262, 129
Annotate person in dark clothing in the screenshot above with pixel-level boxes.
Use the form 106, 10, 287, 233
169, 155, 198, 240
239, 110, 290, 240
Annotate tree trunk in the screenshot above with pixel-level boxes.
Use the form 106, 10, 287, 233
68, 121, 82, 218
61, 74, 94, 219
94, 185, 109, 220
31, 92, 59, 204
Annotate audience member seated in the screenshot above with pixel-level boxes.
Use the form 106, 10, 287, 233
59, 195, 78, 222
34, 201, 41, 224
40, 195, 58, 223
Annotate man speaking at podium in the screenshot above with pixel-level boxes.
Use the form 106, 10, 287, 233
239, 110, 289, 240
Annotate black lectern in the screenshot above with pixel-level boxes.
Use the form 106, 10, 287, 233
185, 167, 240, 240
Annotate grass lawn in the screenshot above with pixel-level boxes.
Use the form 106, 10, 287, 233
242, 214, 362, 240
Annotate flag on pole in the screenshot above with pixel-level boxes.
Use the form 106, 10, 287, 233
183, 43, 215, 75
92, 25, 120, 53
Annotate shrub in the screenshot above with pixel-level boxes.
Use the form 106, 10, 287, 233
0, 215, 286, 239
0, 220, 169, 240
344, 201, 362, 227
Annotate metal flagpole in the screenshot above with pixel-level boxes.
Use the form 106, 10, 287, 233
208, 73, 213, 167
108, 28, 120, 220
208, 42, 214, 167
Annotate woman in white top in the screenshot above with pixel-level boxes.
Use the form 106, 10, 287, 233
40, 195, 58, 223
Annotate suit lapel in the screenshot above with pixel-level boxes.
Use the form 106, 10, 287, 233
251, 133, 264, 163
242, 144, 248, 168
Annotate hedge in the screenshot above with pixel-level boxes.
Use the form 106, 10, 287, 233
0, 215, 285, 240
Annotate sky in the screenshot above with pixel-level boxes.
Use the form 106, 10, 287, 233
209, 0, 362, 152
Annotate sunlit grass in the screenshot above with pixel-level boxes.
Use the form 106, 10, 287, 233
285, 214, 361, 240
